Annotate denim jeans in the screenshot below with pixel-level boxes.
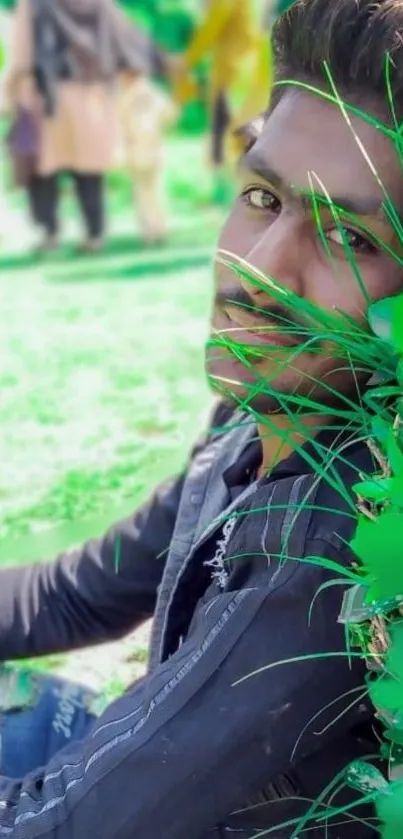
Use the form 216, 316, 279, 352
0, 665, 99, 778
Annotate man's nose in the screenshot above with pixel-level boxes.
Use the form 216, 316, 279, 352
241, 216, 304, 301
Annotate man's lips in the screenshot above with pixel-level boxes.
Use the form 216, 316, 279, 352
216, 308, 300, 349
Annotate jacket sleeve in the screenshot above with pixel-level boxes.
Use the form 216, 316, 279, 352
185, 0, 233, 68
0, 474, 184, 662
0, 539, 368, 839
0, 399, 232, 662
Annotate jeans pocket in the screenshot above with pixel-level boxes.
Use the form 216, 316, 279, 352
0, 667, 98, 778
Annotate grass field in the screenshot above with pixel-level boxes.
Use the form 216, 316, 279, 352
0, 134, 228, 689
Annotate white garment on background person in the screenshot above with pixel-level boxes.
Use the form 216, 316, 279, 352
118, 75, 178, 240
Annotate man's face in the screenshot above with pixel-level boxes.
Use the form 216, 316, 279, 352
206, 89, 403, 413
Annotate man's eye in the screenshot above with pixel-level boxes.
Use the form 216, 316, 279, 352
242, 187, 281, 213
327, 226, 378, 254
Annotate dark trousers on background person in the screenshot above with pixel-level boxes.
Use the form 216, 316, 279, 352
210, 92, 233, 206
27, 172, 105, 240
211, 91, 231, 166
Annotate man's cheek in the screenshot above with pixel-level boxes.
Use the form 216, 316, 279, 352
217, 220, 235, 254
216, 206, 248, 255
217, 229, 253, 270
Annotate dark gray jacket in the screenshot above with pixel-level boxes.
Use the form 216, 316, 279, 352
0, 404, 378, 838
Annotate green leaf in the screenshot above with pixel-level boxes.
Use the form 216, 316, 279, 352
388, 744, 403, 780
390, 473, 403, 505
368, 297, 395, 343
370, 292, 403, 361
368, 293, 403, 353
352, 478, 391, 503
377, 778, 403, 826
372, 415, 392, 447
397, 357, 403, 387
382, 826, 403, 839
354, 472, 403, 507
384, 728, 403, 746
370, 678, 403, 717
388, 432, 403, 475
385, 621, 403, 680
346, 760, 388, 794
392, 294, 403, 355
351, 510, 403, 598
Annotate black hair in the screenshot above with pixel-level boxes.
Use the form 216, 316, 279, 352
274, 0, 403, 118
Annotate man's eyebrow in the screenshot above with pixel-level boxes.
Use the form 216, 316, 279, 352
306, 190, 384, 218
241, 146, 385, 218
239, 147, 284, 189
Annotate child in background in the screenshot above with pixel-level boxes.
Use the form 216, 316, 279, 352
118, 71, 178, 245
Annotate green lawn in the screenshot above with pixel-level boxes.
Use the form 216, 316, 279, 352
0, 134, 227, 688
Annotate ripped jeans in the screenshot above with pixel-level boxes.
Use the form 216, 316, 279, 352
0, 665, 99, 778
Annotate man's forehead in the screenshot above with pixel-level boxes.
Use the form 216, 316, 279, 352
243, 90, 403, 216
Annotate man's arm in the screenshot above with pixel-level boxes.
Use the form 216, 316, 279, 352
0, 538, 368, 838
0, 399, 232, 662
0, 473, 184, 662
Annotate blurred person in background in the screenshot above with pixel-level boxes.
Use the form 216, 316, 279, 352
118, 67, 178, 246
5, 0, 166, 254
172, 0, 271, 205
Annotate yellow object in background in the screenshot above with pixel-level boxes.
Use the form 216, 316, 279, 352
227, 32, 273, 161
184, 0, 257, 100
172, 74, 198, 106
181, 0, 274, 162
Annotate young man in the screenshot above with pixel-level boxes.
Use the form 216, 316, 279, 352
0, 0, 401, 835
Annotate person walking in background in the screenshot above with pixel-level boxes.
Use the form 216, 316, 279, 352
171, 0, 269, 206
5, 0, 165, 254
118, 69, 178, 246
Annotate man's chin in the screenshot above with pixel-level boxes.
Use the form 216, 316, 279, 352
204, 349, 365, 416
205, 354, 286, 415
207, 378, 285, 414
